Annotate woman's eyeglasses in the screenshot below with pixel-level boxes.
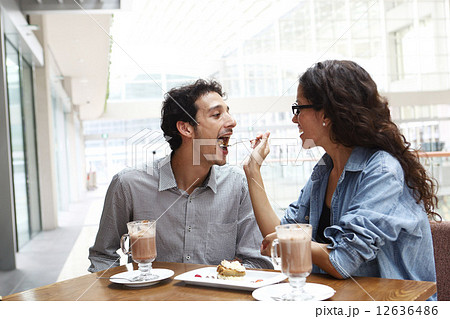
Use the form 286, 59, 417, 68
292, 102, 316, 116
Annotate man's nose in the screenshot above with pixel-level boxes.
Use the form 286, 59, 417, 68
292, 114, 298, 124
225, 113, 237, 128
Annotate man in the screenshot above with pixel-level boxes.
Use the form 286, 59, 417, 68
88, 79, 272, 272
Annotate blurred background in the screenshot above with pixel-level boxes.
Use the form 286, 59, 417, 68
1, 0, 449, 297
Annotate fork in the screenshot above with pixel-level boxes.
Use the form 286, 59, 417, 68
219, 139, 255, 148
271, 296, 283, 301
96, 276, 133, 282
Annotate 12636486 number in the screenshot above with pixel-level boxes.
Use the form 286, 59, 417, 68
377, 305, 438, 316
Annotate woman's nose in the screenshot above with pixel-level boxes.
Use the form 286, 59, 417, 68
292, 114, 298, 124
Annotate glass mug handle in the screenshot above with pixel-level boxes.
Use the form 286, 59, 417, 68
271, 238, 281, 267
120, 234, 131, 255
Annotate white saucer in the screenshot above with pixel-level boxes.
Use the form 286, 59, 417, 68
110, 269, 174, 287
252, 282, 335, 301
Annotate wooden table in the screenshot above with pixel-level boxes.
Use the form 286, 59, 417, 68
2, 262, 436, 301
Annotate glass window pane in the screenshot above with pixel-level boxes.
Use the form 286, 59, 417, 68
21, 57, 41, 237
5, 40, 30, 248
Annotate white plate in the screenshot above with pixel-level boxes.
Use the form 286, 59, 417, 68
174, 267, 287, 291
110, 268, 174, 287
252, 282, 335, 301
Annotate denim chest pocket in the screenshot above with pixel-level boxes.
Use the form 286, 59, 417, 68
206, 222, 237, 264
297, 201, 311, 223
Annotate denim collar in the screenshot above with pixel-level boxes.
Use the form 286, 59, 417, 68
311, 147, 373, 181
344, 147, 374, 172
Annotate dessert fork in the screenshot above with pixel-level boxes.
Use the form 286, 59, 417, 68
96, 276, 133, 282
219, 139, 255, 148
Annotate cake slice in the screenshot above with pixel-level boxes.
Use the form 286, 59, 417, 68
216, 260, 246, 280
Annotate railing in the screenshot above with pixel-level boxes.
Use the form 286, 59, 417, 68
418, 152, 450, 158
89, 144, 450, 220
262, 151, 450, 221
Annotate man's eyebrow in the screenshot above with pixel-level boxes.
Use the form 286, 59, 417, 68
208, 104, 227, 112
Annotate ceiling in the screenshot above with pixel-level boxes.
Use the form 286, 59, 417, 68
20, 0, 118, 120
35, 13, 113, 120
21, 0, 301, 120
109, 0, 301, 76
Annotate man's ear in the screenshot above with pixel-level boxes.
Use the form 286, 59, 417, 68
176, 121, 195, 138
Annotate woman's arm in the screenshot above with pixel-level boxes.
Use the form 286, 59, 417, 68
243, 132, 281, 237
311, 242, 343, 279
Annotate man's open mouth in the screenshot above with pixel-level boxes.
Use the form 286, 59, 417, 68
218, 135, 231, 149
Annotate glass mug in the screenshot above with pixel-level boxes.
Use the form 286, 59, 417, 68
120, 220, 158, 281
271, 224, 313, 301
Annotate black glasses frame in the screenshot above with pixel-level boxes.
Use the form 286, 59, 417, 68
292, 102, 316, 116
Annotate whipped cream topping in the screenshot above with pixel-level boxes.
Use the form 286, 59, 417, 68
221, 260, 245, 272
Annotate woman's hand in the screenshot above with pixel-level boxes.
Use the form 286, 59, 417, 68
243, 131, 271, 173
260, 231, 277, 257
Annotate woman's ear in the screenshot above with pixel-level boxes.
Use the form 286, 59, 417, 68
319, 111, 330, 127
176, 121, 194, 138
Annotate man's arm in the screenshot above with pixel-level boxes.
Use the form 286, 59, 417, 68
88, 174, 132, 273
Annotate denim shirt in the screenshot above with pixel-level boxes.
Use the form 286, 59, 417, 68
281, 147, 436, 298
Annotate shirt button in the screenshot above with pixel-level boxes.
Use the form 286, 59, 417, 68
186, 255, 191, 260
305, 216, 309, 221
188, 226, 192, 232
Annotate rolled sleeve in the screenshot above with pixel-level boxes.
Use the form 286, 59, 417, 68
326, 221, 382, 278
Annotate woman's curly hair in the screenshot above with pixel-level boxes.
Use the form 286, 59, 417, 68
299, 60, 439, 220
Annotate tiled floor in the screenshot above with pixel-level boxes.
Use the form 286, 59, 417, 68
0, 184, 108, 297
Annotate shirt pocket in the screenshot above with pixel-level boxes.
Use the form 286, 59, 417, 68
133, 211, 152, 221
206, 222, 237, 264
296, 190, 311, 223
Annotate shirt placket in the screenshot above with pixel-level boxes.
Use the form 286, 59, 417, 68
331, 171, 346, 225
183, 191, 197, 263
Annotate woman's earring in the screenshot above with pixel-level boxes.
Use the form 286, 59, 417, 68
322, 122, 326, 127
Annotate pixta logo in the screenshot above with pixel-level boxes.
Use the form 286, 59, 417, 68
126, 130, 325, 175
126, 129, 171, 175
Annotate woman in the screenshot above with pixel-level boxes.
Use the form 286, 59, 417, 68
244, 60, 439, 286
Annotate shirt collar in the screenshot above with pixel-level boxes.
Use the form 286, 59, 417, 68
311, 146, 371, 180
158, 153, 218, 193
158, 154, 178, 191
344, 147, 373, 172
311, 153, 333, 181
203, 165, 218, 194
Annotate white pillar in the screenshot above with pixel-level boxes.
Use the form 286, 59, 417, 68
30, 15, 59, 230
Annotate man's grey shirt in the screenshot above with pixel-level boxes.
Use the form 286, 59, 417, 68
88, 154, 272, 272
